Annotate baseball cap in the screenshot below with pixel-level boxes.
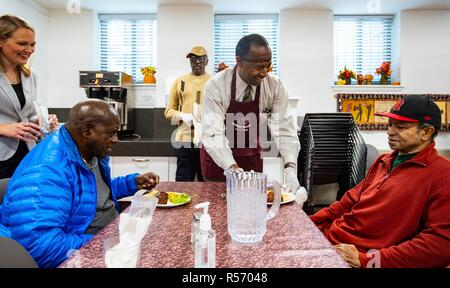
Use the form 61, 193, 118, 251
374, 95, 441, 126
186, 46, 207, 58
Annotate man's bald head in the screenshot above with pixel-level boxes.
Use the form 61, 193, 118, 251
65, 99, 120, 160
66, 99, 119, 130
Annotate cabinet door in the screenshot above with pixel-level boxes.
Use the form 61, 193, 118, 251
168, 157, 177, 181
263, 157, 283, 183
112, 156, 169, 181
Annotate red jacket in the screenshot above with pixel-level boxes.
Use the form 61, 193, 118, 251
310, 143, 450, 268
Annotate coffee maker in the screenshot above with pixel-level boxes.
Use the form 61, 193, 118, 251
79, 71, 135, 136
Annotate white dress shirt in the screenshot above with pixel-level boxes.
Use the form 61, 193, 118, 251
201, 68, 300, 170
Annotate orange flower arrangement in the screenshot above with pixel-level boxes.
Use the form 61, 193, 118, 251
375, 61, 392, 77
376, 61, 391, 84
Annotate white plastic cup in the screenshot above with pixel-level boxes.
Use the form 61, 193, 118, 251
103, 235, 142, 268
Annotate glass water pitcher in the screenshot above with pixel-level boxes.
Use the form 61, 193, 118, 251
224, 169, 281, 244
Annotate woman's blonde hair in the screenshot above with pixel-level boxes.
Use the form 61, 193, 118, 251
0, 14, 35, 77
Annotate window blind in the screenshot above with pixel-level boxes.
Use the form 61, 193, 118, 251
100, 14, 157, 83
334, 15, 393, 83
214, 14, 279, 75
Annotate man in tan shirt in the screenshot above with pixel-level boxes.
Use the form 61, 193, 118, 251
164, 46, 211, 181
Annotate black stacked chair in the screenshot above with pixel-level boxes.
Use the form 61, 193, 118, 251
298, 113, 367, 214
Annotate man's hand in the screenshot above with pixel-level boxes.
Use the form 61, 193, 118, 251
136, 172, 160, 190
180, 113, 193, 126
284, 166, 300, 194
228, 164, 244, 173
0, 122, 42, 142
193, 120, 202, 145
335, 243, 361, 268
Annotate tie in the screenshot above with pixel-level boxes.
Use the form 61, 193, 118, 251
242, 85, 252, 102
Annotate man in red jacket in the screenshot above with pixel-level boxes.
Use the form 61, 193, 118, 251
310, 95, 450, 268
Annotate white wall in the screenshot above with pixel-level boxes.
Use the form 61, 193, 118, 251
3, 2, 448, 151
279, 10, 334, 115
401, 10, 450, 94
365, 10, 450, 151
156, 5, 214, 107
0, 0, 49, 104
47, 9, 98, 107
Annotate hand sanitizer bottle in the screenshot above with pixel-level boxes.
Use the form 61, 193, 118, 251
194, 202, 216, 268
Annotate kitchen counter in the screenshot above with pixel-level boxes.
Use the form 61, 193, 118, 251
111, 137, 174, 156
111, 138, 282, 157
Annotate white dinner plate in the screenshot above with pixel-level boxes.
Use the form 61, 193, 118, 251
144, 191, 191, 208
268, 192, 295, 205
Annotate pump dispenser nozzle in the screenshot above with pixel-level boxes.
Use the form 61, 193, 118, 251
195, 202, 211, 231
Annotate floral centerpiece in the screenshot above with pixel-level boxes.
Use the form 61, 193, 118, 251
338, 66, 356, 85
141, 66, 156, 84
375, 61, 391, 85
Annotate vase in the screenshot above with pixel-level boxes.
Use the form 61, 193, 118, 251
345, 78, 352, 85
143, 72, 156, 84
379, 75, 388, 85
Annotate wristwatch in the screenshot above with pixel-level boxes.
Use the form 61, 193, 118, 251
284, 162, 296, 169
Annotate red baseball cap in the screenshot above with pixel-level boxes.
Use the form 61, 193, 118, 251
375, 95, 441, 126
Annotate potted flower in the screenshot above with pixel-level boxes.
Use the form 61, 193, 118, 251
375, 61, 391, 85
357, 74, 364, 85
338, 66, 356, 85
364, 74, 374, 85
141, 66, 156, 84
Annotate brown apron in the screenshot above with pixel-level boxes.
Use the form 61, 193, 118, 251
200, 66, 263, 181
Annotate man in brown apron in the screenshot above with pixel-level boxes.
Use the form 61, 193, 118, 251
200, 65, 262, 179
200, 34, 301, 195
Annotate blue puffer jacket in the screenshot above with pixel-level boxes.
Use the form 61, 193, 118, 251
0, 223, 10, 238
0, 126, 138, 268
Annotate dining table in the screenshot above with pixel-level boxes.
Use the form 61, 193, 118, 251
60, 182, 349, 268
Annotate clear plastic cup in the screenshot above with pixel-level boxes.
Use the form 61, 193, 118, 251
128, 194, 157, 218
103, 235, 142, 268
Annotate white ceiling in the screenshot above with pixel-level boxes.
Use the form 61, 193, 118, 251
31, 0, 450, 14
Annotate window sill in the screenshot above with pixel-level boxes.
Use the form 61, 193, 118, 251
332, 84, 404, 93
132, 83, 157, 87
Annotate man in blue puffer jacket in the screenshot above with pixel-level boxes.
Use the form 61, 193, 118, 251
0, 100, 159, 268
0, 223, 10, 238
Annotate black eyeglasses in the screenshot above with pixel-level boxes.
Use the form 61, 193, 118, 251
190, 55, 207, 63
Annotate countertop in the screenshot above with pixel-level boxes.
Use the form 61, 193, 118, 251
111, 137, 174, 156
111, 138, 281, 157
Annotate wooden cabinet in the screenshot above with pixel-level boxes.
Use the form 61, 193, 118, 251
111, 156, 169, 181
168, 157, 177, 181
110, 156, 284, 184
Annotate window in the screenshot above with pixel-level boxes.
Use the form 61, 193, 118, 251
214, 14, 279, 75
100, 14, 157, 83
334, 15, 393, 83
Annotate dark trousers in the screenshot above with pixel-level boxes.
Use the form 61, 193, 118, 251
174, 142, 203, 182
0, 141, 29, 179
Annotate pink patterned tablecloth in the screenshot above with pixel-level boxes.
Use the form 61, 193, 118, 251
60, 182, 349, 268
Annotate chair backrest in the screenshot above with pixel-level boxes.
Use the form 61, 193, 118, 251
0, 237, 38, 268
366, 144, 380, 175
0, 178, 10, 205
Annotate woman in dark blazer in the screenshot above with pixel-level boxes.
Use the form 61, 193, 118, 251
0, 15, 58, 179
